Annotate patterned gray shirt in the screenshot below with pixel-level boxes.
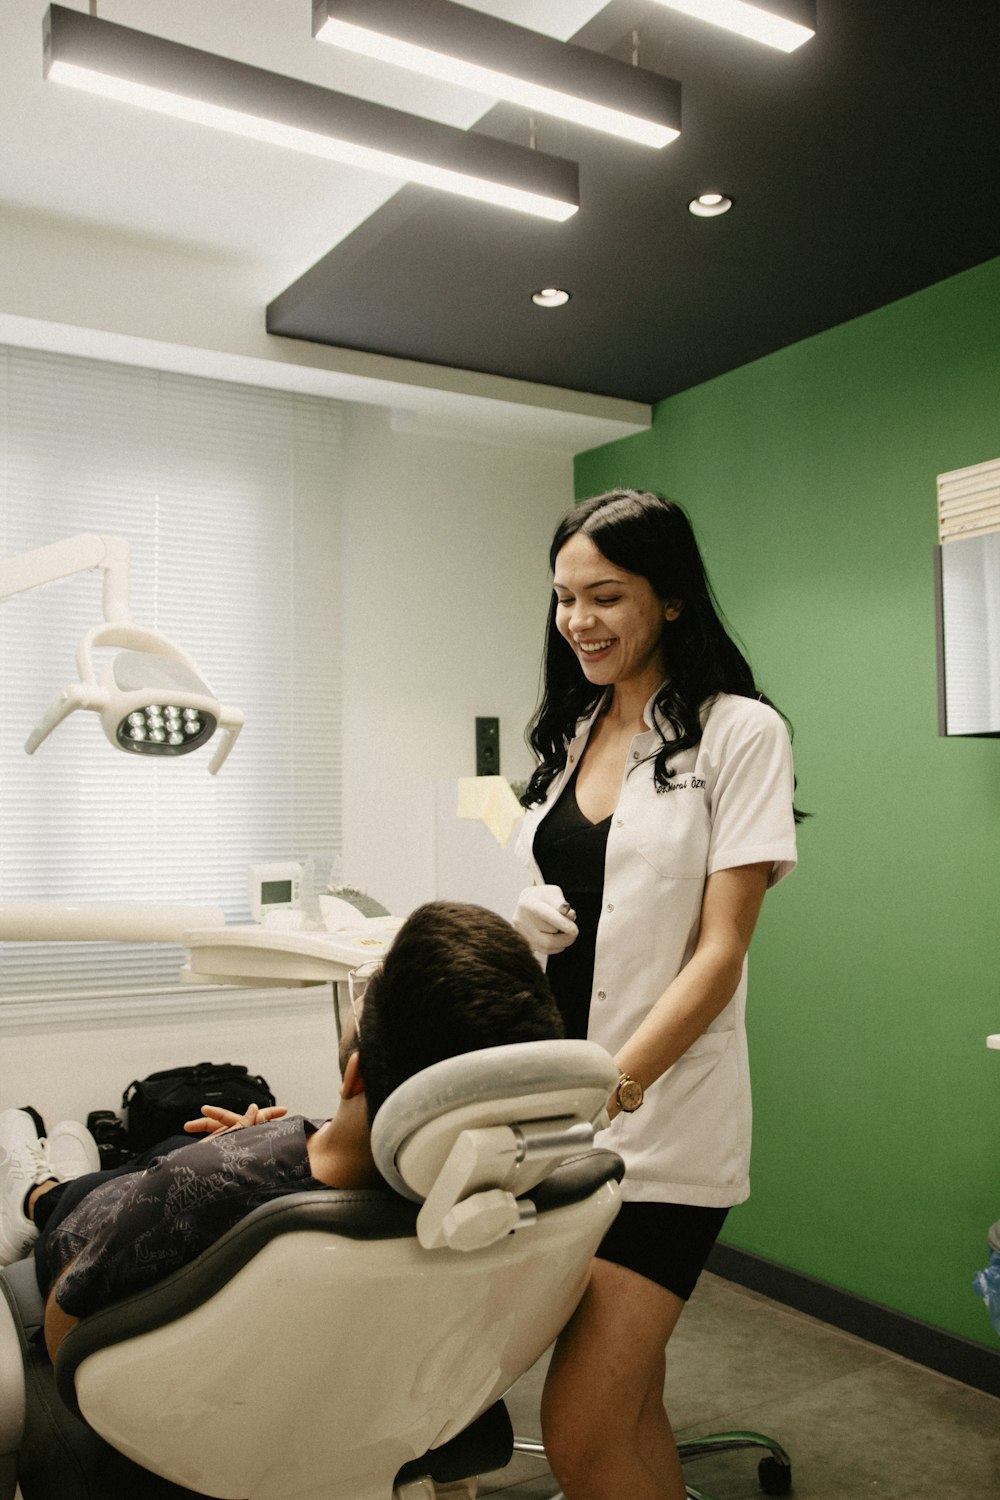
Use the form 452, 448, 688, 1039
44, 1116, 323, 1318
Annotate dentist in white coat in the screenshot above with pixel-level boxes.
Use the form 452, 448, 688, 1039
514, 490, 799, 1500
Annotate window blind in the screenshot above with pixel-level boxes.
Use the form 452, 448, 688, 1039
938, 457, 1000, 544
0, 346, 342, 1008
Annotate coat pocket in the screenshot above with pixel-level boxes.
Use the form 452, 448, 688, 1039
651, 1029, 742, 1187
633, 783, 711, 880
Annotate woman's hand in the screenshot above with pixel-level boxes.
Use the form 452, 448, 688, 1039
183, 1102, 288, 1136
513, 884, 579, 955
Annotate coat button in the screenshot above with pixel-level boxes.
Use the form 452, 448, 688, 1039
632, 750, 640, 760
606, 902, 614, 913
596, 989, 607, 1001
616, 817, 624, 827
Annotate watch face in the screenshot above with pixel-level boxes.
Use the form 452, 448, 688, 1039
618, 1076, 643, 1112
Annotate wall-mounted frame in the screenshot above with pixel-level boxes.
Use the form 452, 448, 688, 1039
935, 458, 1000, 737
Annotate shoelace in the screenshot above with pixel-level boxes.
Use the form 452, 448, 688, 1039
22, 1135, 55, 1187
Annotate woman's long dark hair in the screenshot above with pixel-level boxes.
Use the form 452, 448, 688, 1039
522, 490, 803, 819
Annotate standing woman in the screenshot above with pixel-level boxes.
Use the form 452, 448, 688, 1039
514, 490, 798, 1500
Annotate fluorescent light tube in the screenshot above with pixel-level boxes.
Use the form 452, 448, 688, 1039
649, 1, 815, 52
313, 0, 681, 150
43, 5, 579, 221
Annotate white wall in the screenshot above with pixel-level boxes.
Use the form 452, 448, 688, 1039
1, 992, 342, 1132
3, 397, 572, 1130
339, 404, 572, 915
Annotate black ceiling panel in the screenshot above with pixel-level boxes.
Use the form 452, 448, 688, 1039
267, 0, 1000, 404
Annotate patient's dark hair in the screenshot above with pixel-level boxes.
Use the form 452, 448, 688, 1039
357, 900, 563, 1123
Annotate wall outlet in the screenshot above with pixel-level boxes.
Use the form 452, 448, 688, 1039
475, 717, 500, 776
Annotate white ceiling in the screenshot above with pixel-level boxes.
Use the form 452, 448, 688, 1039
0, 0, 648, 450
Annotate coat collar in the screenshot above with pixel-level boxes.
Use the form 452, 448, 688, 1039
572, 683, 674, 745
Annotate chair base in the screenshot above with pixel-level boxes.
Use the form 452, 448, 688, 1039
679, 1431, 792, 1497
512, 1429, 793, 1499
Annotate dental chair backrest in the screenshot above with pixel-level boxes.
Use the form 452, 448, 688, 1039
4, 1039, 622, 1500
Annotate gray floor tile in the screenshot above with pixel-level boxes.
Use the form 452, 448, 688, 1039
666, 1273, 887, 1432
478, 1271, 1000, 1500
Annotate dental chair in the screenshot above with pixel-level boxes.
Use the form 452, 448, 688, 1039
0, 1039, 623, 1500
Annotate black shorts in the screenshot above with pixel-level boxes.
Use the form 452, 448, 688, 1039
595, 1200, 728, 1301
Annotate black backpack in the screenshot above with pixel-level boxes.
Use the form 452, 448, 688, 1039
122, 1062, 276, 1153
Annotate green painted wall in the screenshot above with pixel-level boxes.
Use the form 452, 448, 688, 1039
575, 256, 1000, 1349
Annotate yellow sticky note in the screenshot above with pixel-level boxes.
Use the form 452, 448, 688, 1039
457, 776, 523, 849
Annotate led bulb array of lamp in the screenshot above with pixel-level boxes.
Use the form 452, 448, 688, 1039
312, 0, 682, 150
0, 534, 243, 773
42, 4, 579, 221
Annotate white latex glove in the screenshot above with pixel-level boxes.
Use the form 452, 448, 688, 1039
513, 884, 579, 955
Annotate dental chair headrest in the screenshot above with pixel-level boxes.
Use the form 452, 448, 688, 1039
370, 1039, 618, 1252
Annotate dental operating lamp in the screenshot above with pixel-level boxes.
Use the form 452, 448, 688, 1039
0, 533, 243, 773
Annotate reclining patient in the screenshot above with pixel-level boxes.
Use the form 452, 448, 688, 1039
0, 900, 563, 1362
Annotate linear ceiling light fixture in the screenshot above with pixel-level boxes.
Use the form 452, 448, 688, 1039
42, 4, 578, 221
312, 0, 681, 150
649, 1, 815, 52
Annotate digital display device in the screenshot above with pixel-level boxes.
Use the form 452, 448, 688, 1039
248, 862, 303, 923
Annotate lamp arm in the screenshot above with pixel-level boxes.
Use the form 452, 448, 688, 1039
0, 534, 131, 622
24, 683, 102, 756
98, 536, 131, 621
77, 621, 208, 687
208, 708, 245, 775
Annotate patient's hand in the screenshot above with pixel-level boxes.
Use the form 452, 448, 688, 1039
183, 1102, 289, 1136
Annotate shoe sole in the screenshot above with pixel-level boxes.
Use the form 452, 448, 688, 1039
0, 1226, 37, 1266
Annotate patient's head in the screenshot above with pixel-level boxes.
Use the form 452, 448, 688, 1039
357, 900, 563, 1122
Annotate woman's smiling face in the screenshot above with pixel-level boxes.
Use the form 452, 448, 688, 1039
553, 533, 680, 696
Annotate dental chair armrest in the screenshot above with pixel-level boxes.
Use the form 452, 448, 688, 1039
55, 1187, 416, 1419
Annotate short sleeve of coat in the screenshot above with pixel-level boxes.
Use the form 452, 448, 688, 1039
703, 697, 797, 887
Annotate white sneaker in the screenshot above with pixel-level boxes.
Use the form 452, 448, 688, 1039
0, 1108, 54, 1266
47, 1120, 101, 1181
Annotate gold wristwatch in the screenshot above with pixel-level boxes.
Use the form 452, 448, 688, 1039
615, 1073, 644, 1113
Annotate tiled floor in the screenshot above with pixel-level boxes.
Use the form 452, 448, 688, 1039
479, 1271, 1000, 1499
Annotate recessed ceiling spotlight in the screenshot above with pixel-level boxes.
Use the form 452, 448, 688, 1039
532, 287, 571, 308
689, 193, 733, 217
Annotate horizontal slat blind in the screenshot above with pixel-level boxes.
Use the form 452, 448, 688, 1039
0, 346, 342, 1007
938, 457, 1000, 543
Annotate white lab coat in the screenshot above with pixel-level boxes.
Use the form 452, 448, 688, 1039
517, 690, 797, 1207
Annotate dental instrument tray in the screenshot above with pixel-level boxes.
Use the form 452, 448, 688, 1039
182, 916, 404, 988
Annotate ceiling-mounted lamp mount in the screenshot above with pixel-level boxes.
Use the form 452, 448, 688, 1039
312, 0, 682, 150
42, 4, 579, 221
649, 0, 815, 53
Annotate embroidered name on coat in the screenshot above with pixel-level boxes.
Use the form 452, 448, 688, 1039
655, 776, 706, 794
